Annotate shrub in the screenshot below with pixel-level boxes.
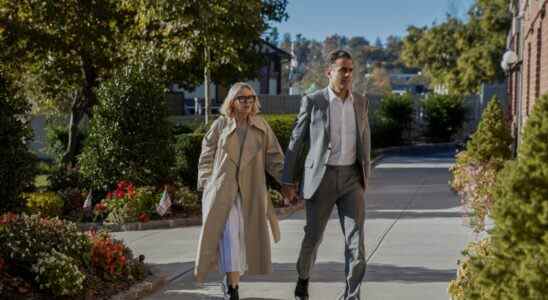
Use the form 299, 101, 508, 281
376, 93, 414, 145
48, 164, 84, 192
174, 133, 205, 190
262, 114, 297, 151
32, 249, 85, 296
450, 98, 512, 232
94, 180, 162, 224
79, 65, 175, 191
0, 214, 91, 267
89, 231, 128, 279
171, 184, 201, 216
458, 94, 548, 299
0, 213, 146, 298
448, 238, 492, 300
422, 94, 466, 142
24, 192, 64, 217
0, 78, 37, 213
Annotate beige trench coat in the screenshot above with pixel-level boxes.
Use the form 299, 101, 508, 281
194, 115, 284, 282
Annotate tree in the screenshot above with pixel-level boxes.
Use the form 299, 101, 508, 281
265, 27, 280, 45
0, 0, 288, 165
365, 65, 392, 96
401, 0, 511, 94
0, 0, 139, 166
0, 74, 37, 213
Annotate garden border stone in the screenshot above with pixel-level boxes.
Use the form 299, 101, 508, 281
109, 265, 167, 300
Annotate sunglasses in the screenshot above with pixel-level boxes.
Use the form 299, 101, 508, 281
235, 95, 257, 104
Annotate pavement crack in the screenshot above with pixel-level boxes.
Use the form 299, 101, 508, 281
365, 178, 427, 264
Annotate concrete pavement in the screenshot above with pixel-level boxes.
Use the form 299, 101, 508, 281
114, 146, 475, 299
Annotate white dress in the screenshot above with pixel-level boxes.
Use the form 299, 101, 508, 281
218, 124, 248, 274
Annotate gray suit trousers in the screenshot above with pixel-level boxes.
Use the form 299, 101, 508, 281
296, 164, 366, 300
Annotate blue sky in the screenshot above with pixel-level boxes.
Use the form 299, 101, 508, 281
276, 0, 475, 43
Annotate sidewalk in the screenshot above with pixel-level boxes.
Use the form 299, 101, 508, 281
113, 146, 475, 299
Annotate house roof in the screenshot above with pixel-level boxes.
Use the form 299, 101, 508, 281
259, 39, 291, 59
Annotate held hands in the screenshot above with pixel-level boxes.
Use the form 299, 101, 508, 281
281, 183, 300, 207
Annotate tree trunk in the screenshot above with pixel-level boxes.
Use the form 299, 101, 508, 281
62, 55, 97, 167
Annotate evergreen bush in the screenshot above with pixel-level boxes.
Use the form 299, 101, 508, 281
79, 65, 175, 191
423, 94, 466, 142
452, 94, 548, 299
0, 77, 37, 213
450, 97, 512, 232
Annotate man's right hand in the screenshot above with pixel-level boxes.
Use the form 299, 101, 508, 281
281, 184, 298, 206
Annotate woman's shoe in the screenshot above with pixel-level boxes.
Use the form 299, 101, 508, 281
227, 285, 239, 300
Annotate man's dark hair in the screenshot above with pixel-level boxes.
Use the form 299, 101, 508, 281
327, 49, 352, 64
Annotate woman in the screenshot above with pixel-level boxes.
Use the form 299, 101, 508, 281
195, 82, 285, 299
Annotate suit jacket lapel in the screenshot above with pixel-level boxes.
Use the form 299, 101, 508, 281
321, 88, 330, 141
353, 93, 365, 140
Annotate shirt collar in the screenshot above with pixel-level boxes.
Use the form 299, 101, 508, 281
327, 86, 353, 103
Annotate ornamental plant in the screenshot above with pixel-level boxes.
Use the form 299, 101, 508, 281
0, 213, 146, 298
24, 192, 64, 217
94, 180, 162, 224
450, 97, 512, 232
32, 249, 85, 297
79, 64, 175, 191
88, 231, 128, 280
461, 94, 548, 299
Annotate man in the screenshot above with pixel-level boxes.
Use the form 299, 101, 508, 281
281, 49, 371, 300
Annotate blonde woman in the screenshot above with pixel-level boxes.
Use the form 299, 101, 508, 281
194, 82, 285, 299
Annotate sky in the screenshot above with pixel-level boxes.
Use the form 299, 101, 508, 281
275, 0, 475, 43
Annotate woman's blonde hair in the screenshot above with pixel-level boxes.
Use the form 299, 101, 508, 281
220, 82, 261, 117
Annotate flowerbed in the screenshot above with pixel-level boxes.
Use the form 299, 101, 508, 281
0, 213, 146, 299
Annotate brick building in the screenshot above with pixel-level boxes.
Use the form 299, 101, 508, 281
506, 0, 548, 146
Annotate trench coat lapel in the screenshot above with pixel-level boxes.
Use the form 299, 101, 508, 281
222, 118, 239, 165
222, 116, 267, 168
239, 116, 267, 168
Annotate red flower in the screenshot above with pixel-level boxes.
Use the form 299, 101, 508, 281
114, 189, 125, 199
127, 185, 136, 199
138, 212, 150, 223
95, 203, 107, 212
106, 192, 113, 199
0, 212, 17, 225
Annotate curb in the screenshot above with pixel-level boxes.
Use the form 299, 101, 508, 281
79, 204, 303, 233
110, 265, 167, 300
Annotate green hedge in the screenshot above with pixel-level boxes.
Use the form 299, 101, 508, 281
422, 94, 467, 142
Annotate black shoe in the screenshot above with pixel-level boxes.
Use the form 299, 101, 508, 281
227, 285, 239, 300
294, 278, 309, 300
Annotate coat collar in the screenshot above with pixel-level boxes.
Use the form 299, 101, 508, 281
222, 115, 266, 167
224, 115, 267, 135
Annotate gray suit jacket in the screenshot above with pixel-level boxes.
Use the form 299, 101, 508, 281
282, 87, 371, 200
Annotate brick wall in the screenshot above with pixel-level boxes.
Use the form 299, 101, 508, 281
521, 0, 548, 124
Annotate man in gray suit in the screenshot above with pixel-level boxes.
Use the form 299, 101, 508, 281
281, 49, 371, 300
